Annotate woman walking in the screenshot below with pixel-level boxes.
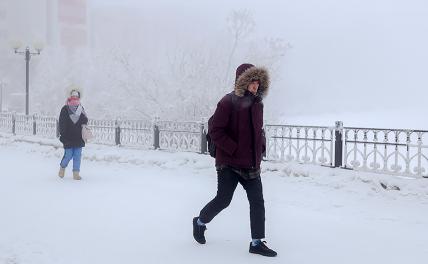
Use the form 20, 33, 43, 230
58, 88, 88, 180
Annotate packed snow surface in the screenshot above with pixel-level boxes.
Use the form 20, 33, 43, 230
1, 133, 428, 264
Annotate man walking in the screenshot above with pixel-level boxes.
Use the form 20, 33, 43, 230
193, 63, 277, 257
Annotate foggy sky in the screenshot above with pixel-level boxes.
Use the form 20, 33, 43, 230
92, 0, 428, 118
2, 0, 427, 127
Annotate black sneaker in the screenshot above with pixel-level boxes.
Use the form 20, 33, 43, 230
249, 241, 277, 257
193, 217, 207, 244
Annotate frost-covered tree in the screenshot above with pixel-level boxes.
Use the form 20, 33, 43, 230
32, 47, 92, 116
27, 8, 289, 121
224, 9, 256, 85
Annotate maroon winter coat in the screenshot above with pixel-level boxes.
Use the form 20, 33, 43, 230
209, 66, 270, 170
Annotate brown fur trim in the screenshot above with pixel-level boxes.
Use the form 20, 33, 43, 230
234, 67, 270, 98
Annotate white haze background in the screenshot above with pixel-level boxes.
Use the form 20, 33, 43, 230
0, 0, 427, 128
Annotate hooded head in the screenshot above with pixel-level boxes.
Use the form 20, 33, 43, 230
66, 84, 83, 99
66, 87, 82, 107
70, 90, 80, 98
234, 63, 270, 98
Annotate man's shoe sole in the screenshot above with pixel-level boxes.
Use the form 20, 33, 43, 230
249, 243, 277, 257
249, 249, 277, 257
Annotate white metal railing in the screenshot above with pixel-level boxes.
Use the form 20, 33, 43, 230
344, 127, 428, 178
1, 112, 427, 178
265, 125, 335, 167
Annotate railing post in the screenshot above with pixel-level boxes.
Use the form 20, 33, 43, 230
334, 121, 343, 168
262, 127, 267, 159
115, 120, 121, 145
33, 114, 37, 135
153, 117, 160, 149
56, 119, 60, 138
200, 118, 207, 154
12, 113, 16, 135
416, 133, 423, 178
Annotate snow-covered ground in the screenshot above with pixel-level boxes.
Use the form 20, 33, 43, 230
1, 133, 428, 264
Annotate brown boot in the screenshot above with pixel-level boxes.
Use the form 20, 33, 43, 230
73, 171, 82, 180
58, 167, 65, 178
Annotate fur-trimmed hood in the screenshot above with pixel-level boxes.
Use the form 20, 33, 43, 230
234, 66, 270, 98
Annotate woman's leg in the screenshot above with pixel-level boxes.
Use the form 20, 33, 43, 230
60, 148, 73, 169
72, 147, 82, 172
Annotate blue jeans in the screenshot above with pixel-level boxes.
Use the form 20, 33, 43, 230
60, 148, 82, 172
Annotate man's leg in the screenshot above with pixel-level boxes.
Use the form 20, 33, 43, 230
240, 176, 265, 240
199, 168, 239, 224
241, 176, 277, 257
194, 168, 240, 244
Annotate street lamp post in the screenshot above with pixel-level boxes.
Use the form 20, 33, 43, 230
13, 46, 42, 115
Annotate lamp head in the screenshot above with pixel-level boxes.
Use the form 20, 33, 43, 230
33, 42, 44, 53
10, 40, 22, 51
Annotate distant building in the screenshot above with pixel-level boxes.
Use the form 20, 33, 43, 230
0, 0, 89, 50
47, 0, 89, 50
1, 0, 90, 114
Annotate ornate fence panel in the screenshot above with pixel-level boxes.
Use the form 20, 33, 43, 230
35, 115, 57, 138
87, 119, 116, 145
119, 119, 153, 148
344, 127, 428, 178
1, 111, 427, 178
265, 125, 335, 167
14, 114, 34, 135
157, 121, 202, 152
0, 112, 13, 133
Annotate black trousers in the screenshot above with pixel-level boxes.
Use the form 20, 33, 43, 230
199, 167, 265, 239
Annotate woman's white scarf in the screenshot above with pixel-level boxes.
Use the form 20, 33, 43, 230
68, 105, 84, 124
